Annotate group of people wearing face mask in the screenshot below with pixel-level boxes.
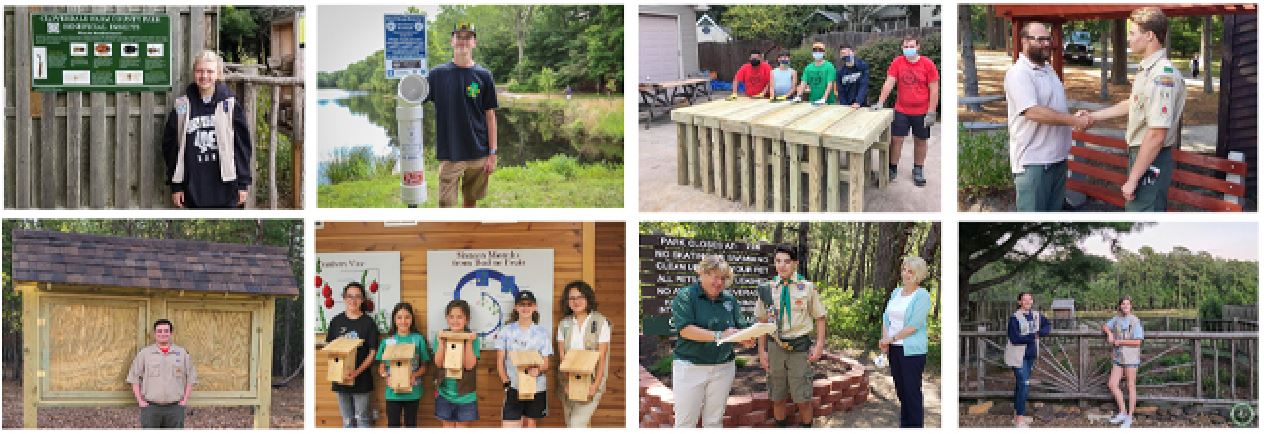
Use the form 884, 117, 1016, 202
729, 36, 940, 187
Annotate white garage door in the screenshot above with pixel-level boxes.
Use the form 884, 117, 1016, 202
639, 14, 681, 82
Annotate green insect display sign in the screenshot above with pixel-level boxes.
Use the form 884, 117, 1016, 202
30, 13, 172, 91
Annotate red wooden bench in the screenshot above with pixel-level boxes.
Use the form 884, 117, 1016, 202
1066, 131, 1248, 211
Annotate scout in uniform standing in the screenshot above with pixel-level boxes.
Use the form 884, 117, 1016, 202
127, 319, 197, 428
1005, 22, 1093, 211
754, 244, 827, 427
1084, 7, 1186, 211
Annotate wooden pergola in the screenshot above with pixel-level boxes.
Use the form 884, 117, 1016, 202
993, 4, 1256, 78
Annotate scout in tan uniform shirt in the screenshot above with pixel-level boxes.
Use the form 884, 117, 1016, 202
1083, 7, 1186, 211
754, 244, 827, 427
127, 319, 198, 428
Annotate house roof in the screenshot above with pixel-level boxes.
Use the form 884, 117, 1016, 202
807, 10, 845, 24
11, 230, 298, 296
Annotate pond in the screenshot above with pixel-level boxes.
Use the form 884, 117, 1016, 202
317, 88, 622, 185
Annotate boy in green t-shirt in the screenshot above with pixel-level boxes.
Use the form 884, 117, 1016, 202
432, 299, 482, 427
375, 302, 430, 427
796, 42, 836, 104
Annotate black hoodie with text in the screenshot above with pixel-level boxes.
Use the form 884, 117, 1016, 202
162, 82, 253, 208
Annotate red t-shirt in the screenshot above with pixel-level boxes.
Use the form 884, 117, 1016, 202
734, 62, 772, 97
886, 56, 939, 115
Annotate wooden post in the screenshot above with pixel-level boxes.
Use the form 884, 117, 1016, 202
15, 7, 32, 208
1078, 328, 1089, 393
243, 83, 259, 209
755, 137, 768, 211
66, 92, 83, 207
700, 128, 713, 193
1193, 325, 1203, 399
724, 131, 737, 200
255, 297, 276, 428
676, 123, 688, 185
740, 133, 752, 206
788, 143, 801, 212
21, 283, 40, 428
771, 141, 784, 212
1230, 318, 1236, 399
807, 145, 822, 211
687, 124, 699, 188
582, 222, 596, 284
847, 151, 865, 211
268, 85, 280, 210
976, 325, 987, 399
712, 127, 723, 196
39, 92, 56, 208
115, 93, 131, 208
89, 92, 108, 208
139, 92, 155, 208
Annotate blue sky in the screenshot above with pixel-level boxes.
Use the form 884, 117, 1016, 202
1079, 222, 1258, 261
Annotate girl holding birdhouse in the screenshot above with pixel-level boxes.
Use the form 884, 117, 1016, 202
555, 280, 611, 427
494, 290, 553, 427
376, 302, 430, 427
325, 282, 380, 428
432, 299, 481, 427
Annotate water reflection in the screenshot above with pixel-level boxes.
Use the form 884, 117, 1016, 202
317, 88, 620, 185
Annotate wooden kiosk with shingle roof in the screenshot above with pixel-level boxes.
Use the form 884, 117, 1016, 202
11, 230, 299, 428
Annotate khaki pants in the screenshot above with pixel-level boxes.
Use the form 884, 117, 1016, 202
561, 390, 603, 427
672, 359, 735, 428
767, 341, 814, 403
437, 157, 490, 207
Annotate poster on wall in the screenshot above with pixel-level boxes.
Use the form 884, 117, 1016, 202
315, 251, 401, 333
31, 13, 172, 91
426, 249, 554, 342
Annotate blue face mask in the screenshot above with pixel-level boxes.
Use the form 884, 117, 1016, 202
841, 55, 854, 63
903, 48, 918, 58
812, 52, 824, 60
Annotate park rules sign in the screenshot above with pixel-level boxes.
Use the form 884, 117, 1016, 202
31, 13, 172, 91
639, 234, 776, 336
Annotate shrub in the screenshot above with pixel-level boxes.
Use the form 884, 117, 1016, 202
649, 354, 674, 376
957, 125, 1013, 194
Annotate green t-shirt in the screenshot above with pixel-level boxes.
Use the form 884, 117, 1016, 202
431, 332, 481, 404
801, 61, 837, 103
375, 332, 430, 401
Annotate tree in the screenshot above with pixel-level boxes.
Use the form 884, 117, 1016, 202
960, 222, 1139, 308
960, 5, 981, 112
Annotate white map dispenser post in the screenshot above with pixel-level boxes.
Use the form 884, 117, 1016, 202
396, 74, 429, 207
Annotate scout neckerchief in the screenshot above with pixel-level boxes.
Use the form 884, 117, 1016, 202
773, 273, 805, 331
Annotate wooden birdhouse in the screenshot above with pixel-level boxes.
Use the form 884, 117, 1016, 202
438, 331, 475, 378
322, 337, 364, 385
507, 350, 546, 399
381, 343, 416, 393
559, 349, 601, 401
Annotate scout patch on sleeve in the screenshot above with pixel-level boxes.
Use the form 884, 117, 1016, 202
1155, 75, 1176, 87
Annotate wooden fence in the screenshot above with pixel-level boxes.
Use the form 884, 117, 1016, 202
960, 326, 1258, 405
4, 6, 303, 209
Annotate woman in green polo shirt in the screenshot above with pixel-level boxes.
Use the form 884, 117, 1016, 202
879, 256, 933, 428
375, 302, 429, 427
670, 255, 755, 428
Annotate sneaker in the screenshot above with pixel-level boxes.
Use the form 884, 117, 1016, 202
1120, 415, 1132, 428
888, 167, 898, 182
1015, 417, 1031, 428
1109, 413, 1128, 424
912, 166, 927, 187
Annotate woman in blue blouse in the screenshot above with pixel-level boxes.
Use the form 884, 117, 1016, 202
879, 256, 933, 428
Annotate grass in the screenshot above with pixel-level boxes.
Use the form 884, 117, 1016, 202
317, 154, 623, 208
501, 94, 624, 141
